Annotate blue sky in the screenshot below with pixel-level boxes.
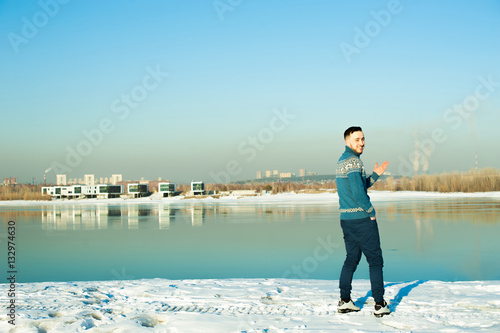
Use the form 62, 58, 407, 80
1, 0, 499, 184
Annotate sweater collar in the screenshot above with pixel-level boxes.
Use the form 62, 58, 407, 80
345, 145, 361, 157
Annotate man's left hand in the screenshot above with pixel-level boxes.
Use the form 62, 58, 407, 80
373, 161, 389, 176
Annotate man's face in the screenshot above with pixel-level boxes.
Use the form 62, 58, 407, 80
345, 131, 365, 154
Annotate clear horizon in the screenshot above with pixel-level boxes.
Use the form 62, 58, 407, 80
1, 0, 499, 184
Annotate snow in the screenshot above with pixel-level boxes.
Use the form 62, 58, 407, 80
1, 191, 500, 207
2, 192, 499, 331
1, 278, 499, 332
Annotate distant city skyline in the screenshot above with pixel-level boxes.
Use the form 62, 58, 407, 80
256, 168, 319, 180
1, 1, 499, 184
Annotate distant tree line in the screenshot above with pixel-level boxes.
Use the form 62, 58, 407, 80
0, 185, 51, 201
371, 168, 500, 192
1, 168, 498, 200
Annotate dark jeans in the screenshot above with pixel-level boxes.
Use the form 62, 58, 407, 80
339, 217, 385, 303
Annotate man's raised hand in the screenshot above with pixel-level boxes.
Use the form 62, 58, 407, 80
374, 161, 389, 176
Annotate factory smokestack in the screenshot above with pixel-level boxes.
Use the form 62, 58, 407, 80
44, 167, 52, 186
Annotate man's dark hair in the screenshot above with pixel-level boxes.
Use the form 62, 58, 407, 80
344, 126, 363, 139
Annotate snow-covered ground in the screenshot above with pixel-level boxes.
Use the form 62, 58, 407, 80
2, 192, 499, 332
1, 278, 499, 332
1, 190, 500, 207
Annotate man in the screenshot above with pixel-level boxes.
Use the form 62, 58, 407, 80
336, 126, 390, 317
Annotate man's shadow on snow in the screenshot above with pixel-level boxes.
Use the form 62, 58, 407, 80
355, 280, 427, 313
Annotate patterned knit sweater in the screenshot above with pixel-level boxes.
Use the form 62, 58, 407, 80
336, 146, 380, 220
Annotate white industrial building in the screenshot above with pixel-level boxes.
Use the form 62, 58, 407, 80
299, 168, 306, 177
191, 181, 205, 195
279, 172, 295, 178
127, 183, 149, 198
111, 174, 122, 185
158, 182, 176, 197
56, 174, 67, 185
84, 174, 95, 186
55, 174, 123, 186
42, 186, 82, 199
42, 185, 123, 199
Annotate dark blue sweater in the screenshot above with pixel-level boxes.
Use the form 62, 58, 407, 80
336, 146, 379, 220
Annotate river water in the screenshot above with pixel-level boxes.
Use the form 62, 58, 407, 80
1, 197, 499, 283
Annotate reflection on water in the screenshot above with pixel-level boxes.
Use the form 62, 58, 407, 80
10, 204, 341, 231
382, 199, 500, 224
0, 198, 499, 283
1, 199, 488, 231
